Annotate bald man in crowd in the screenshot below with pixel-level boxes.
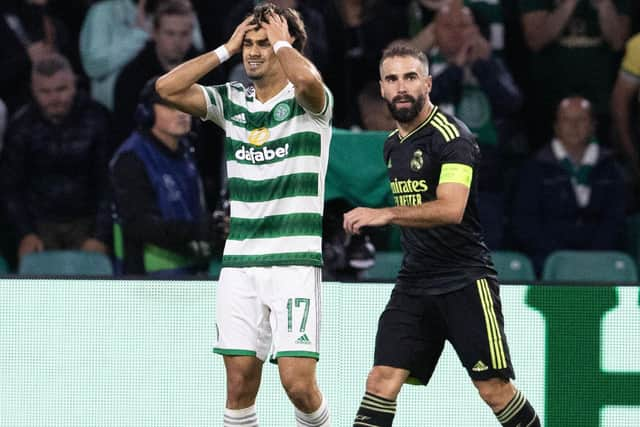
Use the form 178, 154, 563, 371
511, 96, 627, 272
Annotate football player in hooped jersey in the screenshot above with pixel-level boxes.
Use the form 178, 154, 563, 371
156, 3, 332, 427
345, 45, 540, 427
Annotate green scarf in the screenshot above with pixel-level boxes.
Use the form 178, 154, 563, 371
551, 138, 599, 207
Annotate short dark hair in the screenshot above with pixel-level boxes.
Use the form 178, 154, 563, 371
153, 0, 194, 29
379, 44, 430, 77
32, 53, 73, 77
248, 2, 307, 53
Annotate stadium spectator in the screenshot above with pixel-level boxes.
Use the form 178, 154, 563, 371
0, 53, 112, 260
511, 96, 627, 272
79, 0, 204, 110
112, 0, 203, 144
519, 0, 632, 148
110, 78, 222, 276
0, 0, 72, 113
410, 0, 506, 56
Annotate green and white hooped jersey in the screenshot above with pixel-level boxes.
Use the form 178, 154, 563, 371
200, 81, 333, 268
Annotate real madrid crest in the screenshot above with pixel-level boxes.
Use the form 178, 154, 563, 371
248, 127, 270, 146
273, 102, 291, 122
410, 149, 423, 172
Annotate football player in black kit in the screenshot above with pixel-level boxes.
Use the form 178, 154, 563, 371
344, 45, 540, 427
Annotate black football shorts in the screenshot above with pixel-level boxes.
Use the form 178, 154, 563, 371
373, 277, 515, 385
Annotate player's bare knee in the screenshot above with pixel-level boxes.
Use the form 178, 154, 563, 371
365, 367, 403, 399
282, 378, 317, 410
474, 379, 514, 411
226, 372, 259, 403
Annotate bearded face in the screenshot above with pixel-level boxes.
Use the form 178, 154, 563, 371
379, 55, 431, 124
385, 94, 426, 123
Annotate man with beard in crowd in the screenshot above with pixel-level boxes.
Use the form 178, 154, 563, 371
344, 45, 540, 427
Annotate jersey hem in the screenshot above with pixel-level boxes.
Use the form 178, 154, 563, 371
222, 258, 323, 268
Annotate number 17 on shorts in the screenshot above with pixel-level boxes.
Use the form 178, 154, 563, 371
214, 266, 322, 361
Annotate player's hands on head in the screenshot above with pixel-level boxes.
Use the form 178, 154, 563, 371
264, 11, 294, 48
343, 207, 393, 235
226, 16, 257, 56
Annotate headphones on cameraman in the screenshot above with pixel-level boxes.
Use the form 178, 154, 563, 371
134, 77, 161, 129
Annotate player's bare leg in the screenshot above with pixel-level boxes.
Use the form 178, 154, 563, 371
473, 378, 540, 426
223, 355, 262, 426
279, 357, 330, 426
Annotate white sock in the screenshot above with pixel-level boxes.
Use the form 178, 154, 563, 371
224, 404, 258, 427
295, 395, 330, 426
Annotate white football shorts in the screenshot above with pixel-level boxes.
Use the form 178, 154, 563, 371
214, 265, 322, 361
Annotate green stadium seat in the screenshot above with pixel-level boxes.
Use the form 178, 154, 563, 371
491, 251, 536, 282
542, 250, 638, 282
0, 255, 10, 274
360, 251, 403, 281
18, 250, 113, 276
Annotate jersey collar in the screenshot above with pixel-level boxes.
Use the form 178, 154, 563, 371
396, 105, 439, 143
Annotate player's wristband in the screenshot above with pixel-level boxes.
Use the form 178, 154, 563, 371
213, 45, 230, 63
273, 40, 292, 54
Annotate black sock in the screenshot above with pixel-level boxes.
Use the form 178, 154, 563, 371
353, 392, 397, 427
495, 389, 540, 426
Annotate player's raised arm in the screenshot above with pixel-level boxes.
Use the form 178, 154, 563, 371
262, 12, 325, 114
155, 17, 256, 118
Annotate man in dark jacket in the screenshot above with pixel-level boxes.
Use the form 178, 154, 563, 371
511, 96, 627, 273
0, 53, 112, 261
110, 78, 222, 277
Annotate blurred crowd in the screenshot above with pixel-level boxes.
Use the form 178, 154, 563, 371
1, 0, 640, 277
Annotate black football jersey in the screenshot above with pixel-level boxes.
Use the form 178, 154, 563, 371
383, 106, 496, 294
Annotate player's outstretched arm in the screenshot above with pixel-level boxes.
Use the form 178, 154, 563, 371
156, 17, 256, 118
263, 12, 325, 114
343, 182, 470, 234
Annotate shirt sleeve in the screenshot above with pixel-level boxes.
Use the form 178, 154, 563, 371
438, 136, 479, 188
301, 84, 334, 125
198, 83, 227, 128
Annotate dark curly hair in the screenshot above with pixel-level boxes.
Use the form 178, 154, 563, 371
248, 2, 307, 53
